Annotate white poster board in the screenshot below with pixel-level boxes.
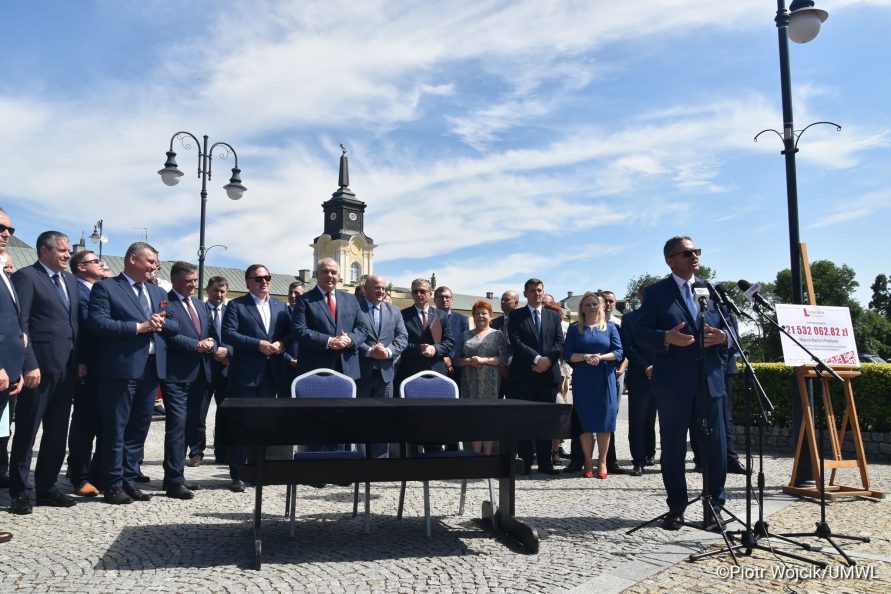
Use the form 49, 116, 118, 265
775, 304, 858, 366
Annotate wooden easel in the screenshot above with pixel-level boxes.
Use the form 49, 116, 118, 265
782, 246, 885, 500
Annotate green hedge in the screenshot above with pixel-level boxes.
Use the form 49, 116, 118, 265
731, 363, 891, 433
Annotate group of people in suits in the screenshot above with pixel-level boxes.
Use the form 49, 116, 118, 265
0, 210, 739, 533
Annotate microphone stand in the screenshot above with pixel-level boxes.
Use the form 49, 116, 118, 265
694, 299, 822, 566
754, 304, 869, 566
628, 292, 743, 566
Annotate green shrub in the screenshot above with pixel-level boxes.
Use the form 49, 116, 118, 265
731, 363, 891, 432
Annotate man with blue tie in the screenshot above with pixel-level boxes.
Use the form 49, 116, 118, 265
222, 264, 292, 492
507, 278, 564, 475
357, 274, 407, 458
159, 261, 215, 500
635, 236, 730, 530
89, 242, 178, 505
193, 276, 231, 466
9, 231, 79, 515
293, 258, 369, 380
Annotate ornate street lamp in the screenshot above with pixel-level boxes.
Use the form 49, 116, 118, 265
89, 220, 107, 259
158, 132, 246, 300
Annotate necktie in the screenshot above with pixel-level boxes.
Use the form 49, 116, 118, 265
533, 308, 542, 344
184, 297, 200, 333
135, 283, 151, 318
327, 292, 336, 321
212, 306, 222, 339
52, 273, 69, 311
371, 304, 381, 335
683, 282, 699, 328
421, 308, 428, 329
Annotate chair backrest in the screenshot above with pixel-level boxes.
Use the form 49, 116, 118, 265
399, 370, 459, 400
291, 368, 357, 399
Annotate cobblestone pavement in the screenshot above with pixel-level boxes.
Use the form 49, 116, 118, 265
0, 398, 887, 593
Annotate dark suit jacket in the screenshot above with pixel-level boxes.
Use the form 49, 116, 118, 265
164, 291, 214, 383
206, 301, 231, 381
396, 306, 455, 382
292, 287, 369, 380
357, 300, 408, 384
444, 311, 469, 359
618, 308, 653, 384
88, 274, 179, 380
0, 274, 26, 382
508, 306, 565, 385
12, 262, 78, 374
74, 280, 98, 367
222, 293, 292, 389
635, 275, 728, 399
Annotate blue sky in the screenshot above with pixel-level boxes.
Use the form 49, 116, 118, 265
2, 1, 889, 305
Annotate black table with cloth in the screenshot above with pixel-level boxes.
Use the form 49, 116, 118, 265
217, 397, 576, 568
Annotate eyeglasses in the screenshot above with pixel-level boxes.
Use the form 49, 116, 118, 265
668, 248, 702, 259
439, 295, 452, 300
82, 258, 102, 265
249, 275, 272, 283
0, 224, 15, 235
411, 289, 429, 295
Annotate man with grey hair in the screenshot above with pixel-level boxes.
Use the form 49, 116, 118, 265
9, 231, 80, 514
89, 242, 179, 505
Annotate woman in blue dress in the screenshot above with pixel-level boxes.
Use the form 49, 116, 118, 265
564, 291, 623, 478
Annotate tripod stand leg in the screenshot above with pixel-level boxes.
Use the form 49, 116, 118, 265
626, 496, 701, 535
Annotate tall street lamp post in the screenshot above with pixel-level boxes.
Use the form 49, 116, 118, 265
90, 220, 107, 259
773, 0, 828, 305
158, 132, 246, 300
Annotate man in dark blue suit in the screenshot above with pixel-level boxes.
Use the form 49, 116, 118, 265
356, 274, 407, 458
635, 236, 730, 530
0, 209, 26, 541
89, 242, 179, 505
221, 264, 292, 491
620, 284, 657, 477
490, 290, 518, 399
394, 278, 455, 394
293, 257, 369, 381
66, 249, 106, 497
195, 276, 231, 465
9, 231, 79, 514
159, 261, 215, 500
508, 278, 564, 475
433, 286, 469, 380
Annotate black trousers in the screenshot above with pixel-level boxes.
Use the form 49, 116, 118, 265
627, 376, 657, 466
67, 376, 102, 489
510, 373, 558, 470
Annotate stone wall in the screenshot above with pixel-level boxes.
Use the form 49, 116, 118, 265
731, 425, 891, 463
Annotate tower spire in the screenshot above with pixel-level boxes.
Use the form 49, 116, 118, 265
338, 144, 349, 189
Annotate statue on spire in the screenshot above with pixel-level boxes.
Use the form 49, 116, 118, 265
338, 144, 349, 189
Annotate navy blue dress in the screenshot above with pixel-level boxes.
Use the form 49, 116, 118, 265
564, 323, 623, 433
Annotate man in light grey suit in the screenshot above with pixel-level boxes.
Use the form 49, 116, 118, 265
357, 275, 408, 458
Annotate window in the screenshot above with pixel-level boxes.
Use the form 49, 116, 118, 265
350, 261, 361, 284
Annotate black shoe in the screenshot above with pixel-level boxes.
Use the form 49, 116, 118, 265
521, 462, 532, 476
562, 463, 583, 473
103, 488, 133, 505
185, 456, 203, 468
557, 447, 570, 459
537, 467, 560, 476
606, 464, 628, 475
630, 465, 643, 476
727, 459, 749, 475
9, 494, 32, 515
165, 484, 194, 500
703, 510, 729, 532
134, 473, 151, 484
122, 485, 152, 501
0, 472, 9, 489
644, 456, 656, 466
184, 482, 200, 491
229, 479, 245, 493
36, 490, 77, 508
662, 513, 684, 531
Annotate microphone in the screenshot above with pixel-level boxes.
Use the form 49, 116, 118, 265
713, 283, 744, 317
737, 279, 774, 312
692, 280, 710, 309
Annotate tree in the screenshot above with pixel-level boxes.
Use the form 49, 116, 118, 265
624, 273, 664, 310
772, 260, 858, 307
869, 273, 891, 320
854, 308, 891, 358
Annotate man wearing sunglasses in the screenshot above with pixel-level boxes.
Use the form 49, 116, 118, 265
221, 264, 293, 492
66, 250, 107, 498
635, 236, 730, 532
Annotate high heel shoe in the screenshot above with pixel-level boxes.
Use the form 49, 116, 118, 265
597, 471, 608, 479
582, 470, 594, 478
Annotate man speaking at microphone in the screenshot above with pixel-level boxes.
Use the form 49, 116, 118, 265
636, 236, 730, 531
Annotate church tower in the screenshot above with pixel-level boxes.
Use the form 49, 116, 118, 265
311, 146, 376, 287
